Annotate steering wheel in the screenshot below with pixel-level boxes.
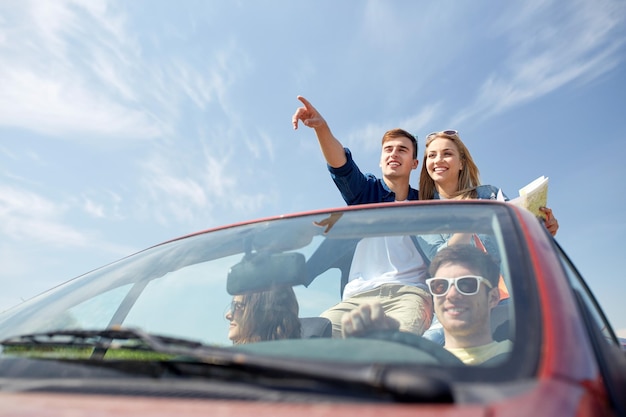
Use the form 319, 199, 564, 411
361, 330, 463, 365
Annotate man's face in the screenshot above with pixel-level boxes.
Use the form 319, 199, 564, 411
379, 136, 418, 181
432, 262, 499, 343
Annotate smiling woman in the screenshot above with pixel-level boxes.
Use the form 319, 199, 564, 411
419, 130, 559, 236
225, 287, 301, 345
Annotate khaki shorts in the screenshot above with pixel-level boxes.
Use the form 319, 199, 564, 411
320, 284, 433, 338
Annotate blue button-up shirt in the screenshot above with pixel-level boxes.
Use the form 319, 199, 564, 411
328, 148, 419, 205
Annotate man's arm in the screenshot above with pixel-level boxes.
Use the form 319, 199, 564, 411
292, 95, 347, 168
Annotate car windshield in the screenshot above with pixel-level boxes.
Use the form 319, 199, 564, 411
0, 201, 539, 381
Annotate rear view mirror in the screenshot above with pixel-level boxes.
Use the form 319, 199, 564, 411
226, 252, 307, 295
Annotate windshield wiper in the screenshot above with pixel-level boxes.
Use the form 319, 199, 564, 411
0, 328, 454, 403
0, 327, 238, 363
2, 328, 205, 354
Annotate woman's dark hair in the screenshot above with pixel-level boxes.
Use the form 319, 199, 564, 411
234, 286, 301, 345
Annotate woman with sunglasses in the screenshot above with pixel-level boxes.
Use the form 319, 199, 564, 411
225, 286, 301, 345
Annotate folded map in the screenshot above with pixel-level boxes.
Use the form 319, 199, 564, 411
509, 176, 549, 219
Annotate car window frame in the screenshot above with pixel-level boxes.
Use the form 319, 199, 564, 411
553, 241, 626, 414
554, 241, 621, 347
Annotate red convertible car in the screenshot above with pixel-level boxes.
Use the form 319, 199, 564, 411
0, 200, 624, 416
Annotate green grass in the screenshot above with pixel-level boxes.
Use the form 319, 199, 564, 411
2, 345, 177, 361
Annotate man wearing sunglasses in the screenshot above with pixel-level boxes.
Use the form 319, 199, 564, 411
342, 245, 512, 365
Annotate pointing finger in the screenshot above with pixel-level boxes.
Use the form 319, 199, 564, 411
297, 95, 313, 109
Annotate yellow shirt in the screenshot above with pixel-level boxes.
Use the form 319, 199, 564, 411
446, 340, 513, 365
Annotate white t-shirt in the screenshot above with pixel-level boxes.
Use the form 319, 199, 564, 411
342, 235, 428, 300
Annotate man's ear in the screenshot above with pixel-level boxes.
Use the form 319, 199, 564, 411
412, 159, 419, 170
488, 287, 500, 309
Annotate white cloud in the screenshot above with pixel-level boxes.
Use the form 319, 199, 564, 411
89, 48, 139, 103
137, 130, 277, 227
345, 103, 442, 152
0, 0, 164, 142
362, 1, 404, 47
0, 184, 134, 258
0, 244, 38, 278
139, 148, 213, 225
248, 130, 276, 161
397, 103, 443, 136
0, 185, 88, 246
83, 198, 106, 219
0, 68, 163, 139
453, 0, 626, 125
172, 61, 218, 111
230, 192, 271, 215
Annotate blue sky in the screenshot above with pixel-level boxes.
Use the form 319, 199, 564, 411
1, 1, 625, 335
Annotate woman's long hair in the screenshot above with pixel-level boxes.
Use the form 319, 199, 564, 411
418, 131, 481, 200
234, 286, 301, 345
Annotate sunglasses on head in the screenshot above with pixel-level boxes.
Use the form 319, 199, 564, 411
426, 275, 493, 297
426, 130, 459, 139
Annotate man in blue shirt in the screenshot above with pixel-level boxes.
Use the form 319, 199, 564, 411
292, 95, 419, 204
292, 96, 431, 337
